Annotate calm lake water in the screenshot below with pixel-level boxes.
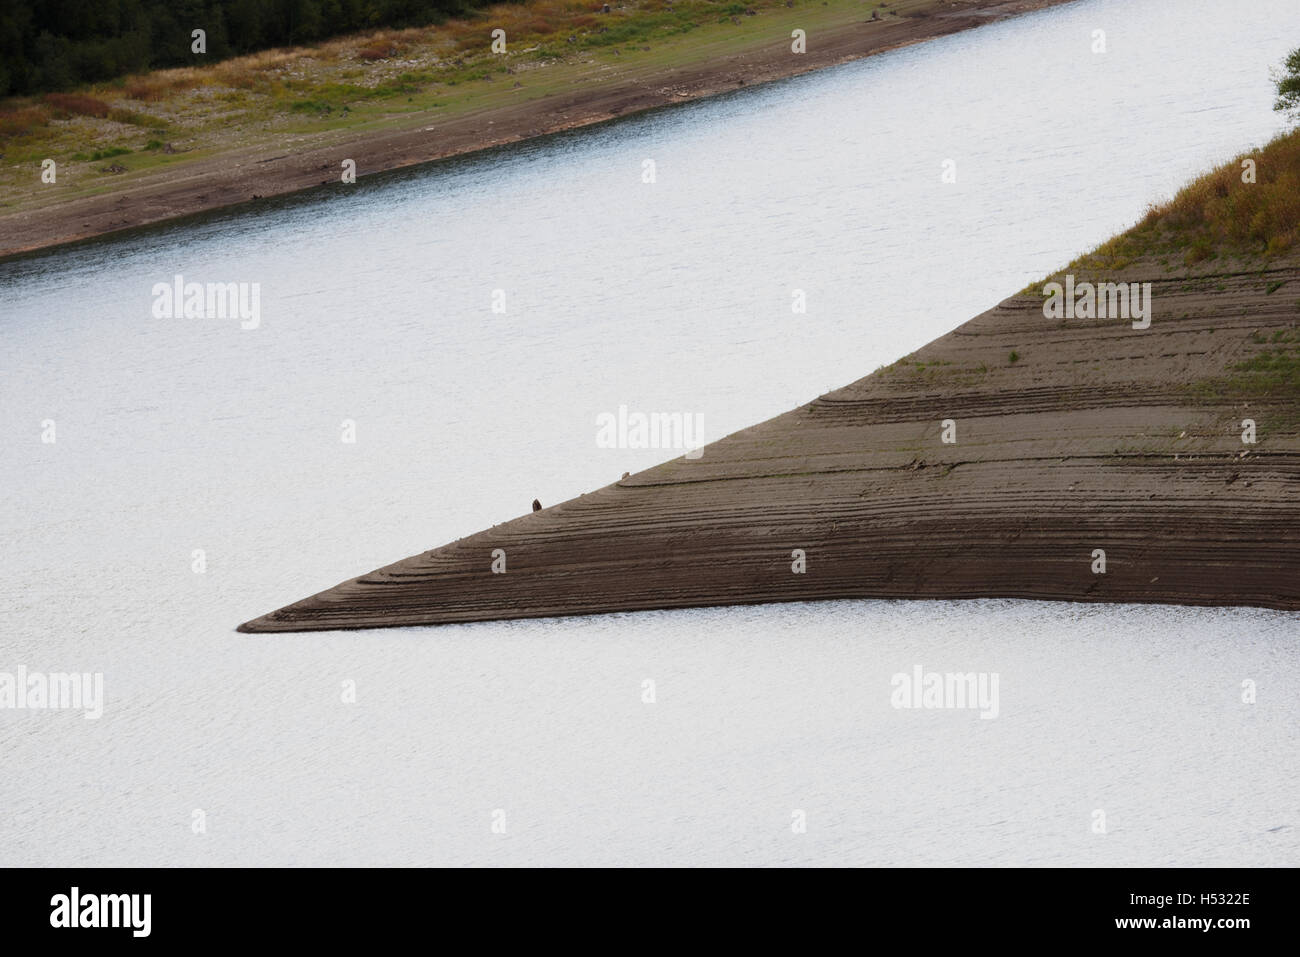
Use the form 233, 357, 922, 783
2, 0, 1297, 866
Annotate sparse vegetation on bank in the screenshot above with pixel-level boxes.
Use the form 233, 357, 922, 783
1022, 126, 1300, 300
1022, 53, 1300, 295
0, 0, 501, 96
1140, 132, 1300, 262
0, 0, 918, 147
0, 0, 1006, 239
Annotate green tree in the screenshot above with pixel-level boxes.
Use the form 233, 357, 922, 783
32, 31, 75, 90
1275, 47, 1300, 123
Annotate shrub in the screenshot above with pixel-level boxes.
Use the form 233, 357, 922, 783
357, 43, 401, 60
44, 92, 110, 117
0, 105, 51, 138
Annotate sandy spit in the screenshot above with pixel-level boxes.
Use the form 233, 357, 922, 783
240, 251, 1300, 632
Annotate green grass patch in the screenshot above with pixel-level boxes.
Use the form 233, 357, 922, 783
289, 99, 337, 115
1187, 336, 1300, 413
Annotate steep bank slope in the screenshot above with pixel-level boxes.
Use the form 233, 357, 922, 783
240, 135, 1300, 632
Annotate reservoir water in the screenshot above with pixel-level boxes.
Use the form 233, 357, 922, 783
2, 0, 1297, 865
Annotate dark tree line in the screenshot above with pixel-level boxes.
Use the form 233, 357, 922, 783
0, 0, 494, 96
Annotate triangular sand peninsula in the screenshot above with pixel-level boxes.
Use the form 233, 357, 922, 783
241, 168, 1300, 632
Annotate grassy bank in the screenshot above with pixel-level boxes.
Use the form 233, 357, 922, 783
1085, 129, 1300, 267
1022, 127, 1300, 408
0, 0, 970, 216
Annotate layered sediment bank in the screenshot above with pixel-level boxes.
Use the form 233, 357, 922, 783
240, 237, 1300, 631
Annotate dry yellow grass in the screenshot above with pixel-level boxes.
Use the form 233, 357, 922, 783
1141, 128, 1300, 260
0, 104, 49, 137
0, 0, 746, 154
43, 93, 110, 117
1027, 127, 1300, 292
47, 0, 643, 111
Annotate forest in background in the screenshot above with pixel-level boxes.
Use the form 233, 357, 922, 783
0, 0, 496, 95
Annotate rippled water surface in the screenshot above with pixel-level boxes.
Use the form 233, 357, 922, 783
2, 0, 1297, 865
